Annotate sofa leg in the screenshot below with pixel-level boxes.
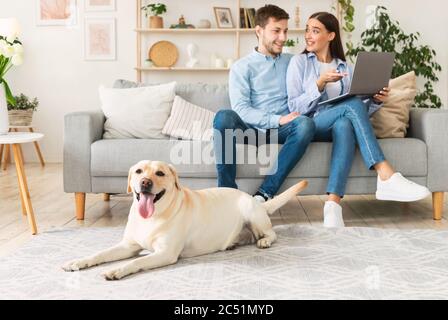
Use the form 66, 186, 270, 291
432, 192, 444, 220
103, 193, 110, 201
75, 192, 86, 220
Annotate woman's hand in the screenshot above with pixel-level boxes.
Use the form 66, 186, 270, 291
316, 69, 348, 92
373, 87, 390, 103
279, 112, 300, 126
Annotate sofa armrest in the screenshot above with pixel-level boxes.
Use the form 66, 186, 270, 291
63, 111, 105, 193
408, 108, 448, 191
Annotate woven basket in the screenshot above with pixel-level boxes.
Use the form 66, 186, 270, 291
149, 41, 178, 67
8, 109, 34, 126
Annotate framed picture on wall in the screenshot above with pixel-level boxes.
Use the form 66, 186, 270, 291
213, 7, 234, 29
36, 0, 77, 26
85, 0, 116, 12
84, 17, 116, 60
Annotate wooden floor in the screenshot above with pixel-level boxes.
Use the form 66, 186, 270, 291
0, 163, 447, 257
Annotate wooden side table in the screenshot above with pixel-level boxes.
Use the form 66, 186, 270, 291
0, 126, 45, 171
0, 132, 44, 235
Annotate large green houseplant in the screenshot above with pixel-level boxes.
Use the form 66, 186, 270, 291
346, 6, 442, 108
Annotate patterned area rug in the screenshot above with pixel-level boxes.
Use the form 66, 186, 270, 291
1, 225, 448, 300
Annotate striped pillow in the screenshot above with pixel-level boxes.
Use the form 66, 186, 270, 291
162, 95, 216, 141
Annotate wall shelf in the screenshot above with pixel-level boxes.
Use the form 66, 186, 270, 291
136, 0, 340, 81
135, 67, 230, 71
135, 28, 306, 33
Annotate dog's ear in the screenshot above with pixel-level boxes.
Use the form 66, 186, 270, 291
127, 166, 133, 193
168, 164, 181, 191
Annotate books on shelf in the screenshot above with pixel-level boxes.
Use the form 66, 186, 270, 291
240, 8, 256, 29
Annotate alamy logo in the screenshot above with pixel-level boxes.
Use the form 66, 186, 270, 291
169, 122, 279, 175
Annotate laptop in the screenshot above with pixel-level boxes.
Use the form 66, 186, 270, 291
317, 51, 395, 106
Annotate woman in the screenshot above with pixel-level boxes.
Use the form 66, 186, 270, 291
286, 12, 430, 228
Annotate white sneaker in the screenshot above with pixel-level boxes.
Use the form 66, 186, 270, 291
376, 172, 431, 202
253, 195, 266, 203
323, 201, 345, 228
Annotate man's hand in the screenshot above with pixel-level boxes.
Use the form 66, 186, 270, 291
373, 87, 390, 103
316, 69, 348, 92
280, 112, 300, 126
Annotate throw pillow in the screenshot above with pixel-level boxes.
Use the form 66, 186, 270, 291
370, 71, 417, 138
162, 95, 216, 141
100, 82, 176, 139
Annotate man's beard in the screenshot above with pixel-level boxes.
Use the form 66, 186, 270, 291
263, 39, 282, 56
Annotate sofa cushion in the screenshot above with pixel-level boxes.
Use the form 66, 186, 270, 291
162, 95, 215, 141
370, 71, 417, 138
100, 82, 176, 139
113, 80, 230, 113
91, 138, 427, 178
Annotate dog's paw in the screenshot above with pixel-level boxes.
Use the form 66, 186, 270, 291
256, 238, 272, 249
102, 268, 127, 281
62, 259, 89, 272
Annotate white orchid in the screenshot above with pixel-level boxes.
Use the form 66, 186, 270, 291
6, 35, 16, 43
2, 44, 15, 58
12, 43, 23, 54
11, 54, 23, 66
0, 18, 22, 106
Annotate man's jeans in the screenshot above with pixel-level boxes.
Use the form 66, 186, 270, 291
213, 109, 315, 198
313, 96, 386, 196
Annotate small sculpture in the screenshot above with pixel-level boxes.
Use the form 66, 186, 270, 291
170, 15, 195, 29
186, 43, 199, 68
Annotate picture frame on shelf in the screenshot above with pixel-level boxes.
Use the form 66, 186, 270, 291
84, 17, 116, 61
36, 0, 77, 26
85, 0, 116, 12
213, 7, 234, 29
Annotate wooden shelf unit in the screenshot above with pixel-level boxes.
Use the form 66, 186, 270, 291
136, 0, 341, 81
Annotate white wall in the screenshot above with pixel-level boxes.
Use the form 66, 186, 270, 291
1, 0, 447, 163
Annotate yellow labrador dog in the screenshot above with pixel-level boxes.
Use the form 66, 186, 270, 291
63, 160, 308, 280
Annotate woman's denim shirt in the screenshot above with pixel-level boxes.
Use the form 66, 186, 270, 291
286, 52, 383, 117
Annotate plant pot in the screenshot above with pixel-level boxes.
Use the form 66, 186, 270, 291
149, 16, 164, 29
282, 47, 293, 54
8, 109, 34, 126
0, 83, 9, 135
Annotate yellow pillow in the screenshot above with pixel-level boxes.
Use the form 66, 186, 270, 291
370, 71, 417, 138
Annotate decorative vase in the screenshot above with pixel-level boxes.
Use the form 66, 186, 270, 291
283, 47, 293, 54
143, 60, 153, 68
198, 19, 211, 29
215, 57, 225, 68
0, 83, 9, 135
8, 109, 34, 126
149, 16, 164, 28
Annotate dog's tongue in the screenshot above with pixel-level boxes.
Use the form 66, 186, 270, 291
138, 193, 155, 219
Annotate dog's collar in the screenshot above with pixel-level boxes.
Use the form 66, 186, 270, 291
135, 189, 166, 204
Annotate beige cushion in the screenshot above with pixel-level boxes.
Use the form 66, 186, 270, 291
162, 95, 216, 141
370, 71, 417, 138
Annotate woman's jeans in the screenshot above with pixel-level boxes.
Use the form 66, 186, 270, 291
213, 109, 315, 198
313, 96, 385, 196
213, 97, 385, 198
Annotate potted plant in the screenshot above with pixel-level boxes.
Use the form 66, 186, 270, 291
0, 18, 23, 134
7, 94, 38, 126
143, 58, 153, 68
141, 3, 167, 29
346, 6, 442, 108
283, 38, 297, 54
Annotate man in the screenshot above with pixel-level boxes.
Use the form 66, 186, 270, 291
213, 4, 315, 202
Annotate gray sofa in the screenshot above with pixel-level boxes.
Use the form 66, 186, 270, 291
64, 81, 448, 220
